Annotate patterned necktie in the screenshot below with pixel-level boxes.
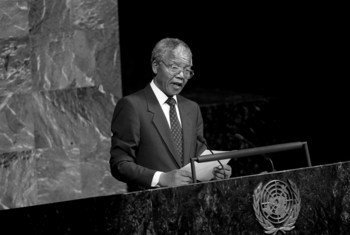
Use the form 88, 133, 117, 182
166, 97, 184, 165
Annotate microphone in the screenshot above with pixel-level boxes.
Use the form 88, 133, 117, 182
197, 135, 226, 178
197, 135, 214, 155
234, 133, 255, 148
234, 133, 276, 172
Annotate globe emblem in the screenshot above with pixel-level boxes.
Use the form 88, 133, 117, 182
260, 180, 296, 224
253, 179, 301, 234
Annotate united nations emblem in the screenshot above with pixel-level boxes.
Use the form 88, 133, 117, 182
253, 180, 301, 234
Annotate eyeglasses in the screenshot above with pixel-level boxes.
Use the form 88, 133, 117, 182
159, 60, 194, 79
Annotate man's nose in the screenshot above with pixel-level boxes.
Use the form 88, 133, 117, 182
176, 70, 185, 79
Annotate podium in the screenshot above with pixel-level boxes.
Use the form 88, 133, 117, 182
1, 160, 350, 234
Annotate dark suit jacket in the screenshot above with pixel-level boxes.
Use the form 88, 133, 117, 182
110, 84, 206, 190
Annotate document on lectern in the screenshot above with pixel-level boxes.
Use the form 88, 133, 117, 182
181, 150, 231, 181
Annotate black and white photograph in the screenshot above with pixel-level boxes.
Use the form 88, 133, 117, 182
0, 0, 348, 234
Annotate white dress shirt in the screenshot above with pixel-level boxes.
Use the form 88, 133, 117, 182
150, 80, 182, 127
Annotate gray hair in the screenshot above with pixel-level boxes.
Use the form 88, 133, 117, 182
151, 38, 192, 64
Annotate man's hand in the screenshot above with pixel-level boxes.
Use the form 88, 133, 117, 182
158, 169, 192, 187
212, 164, 232, 180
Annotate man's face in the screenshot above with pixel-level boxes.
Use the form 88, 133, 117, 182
153, 45, 193, 96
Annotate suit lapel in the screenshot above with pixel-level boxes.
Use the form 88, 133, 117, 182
144, 85, 182, 168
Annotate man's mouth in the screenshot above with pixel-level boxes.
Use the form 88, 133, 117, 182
171, 82, 183, 89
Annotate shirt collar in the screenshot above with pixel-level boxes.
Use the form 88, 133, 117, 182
150, 80, 178, 105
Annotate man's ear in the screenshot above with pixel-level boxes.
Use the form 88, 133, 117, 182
152, 61, 158, 74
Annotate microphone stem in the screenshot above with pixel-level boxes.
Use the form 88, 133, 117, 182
206, 144, 226, 178
266, 157, 275, 172
197, 136, 227, 179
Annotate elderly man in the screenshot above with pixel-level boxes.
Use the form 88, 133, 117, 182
110, 38, 231, 191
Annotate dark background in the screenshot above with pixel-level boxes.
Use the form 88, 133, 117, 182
117, 1, 348, 165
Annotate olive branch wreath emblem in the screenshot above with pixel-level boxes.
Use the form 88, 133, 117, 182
253, 180, 301, 234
